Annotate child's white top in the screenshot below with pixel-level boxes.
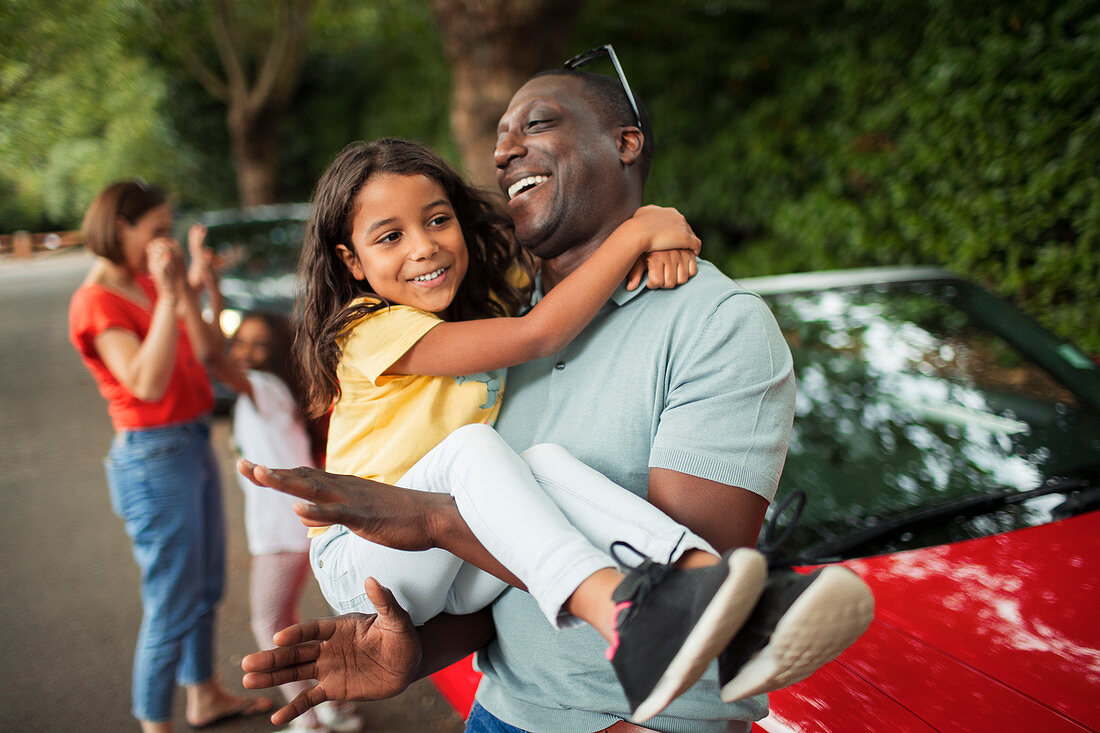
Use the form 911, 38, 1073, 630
326, 300, 504, 485
233, 370, 314, 555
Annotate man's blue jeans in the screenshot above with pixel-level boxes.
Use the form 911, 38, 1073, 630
104, 419, 225, 722
465, 702, 528, 732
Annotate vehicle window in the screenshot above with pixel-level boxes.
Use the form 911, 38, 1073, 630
197, 217, 305, 315
765, 281, 1100, 558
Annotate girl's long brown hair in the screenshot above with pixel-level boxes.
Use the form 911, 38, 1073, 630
295, 139, 533, 417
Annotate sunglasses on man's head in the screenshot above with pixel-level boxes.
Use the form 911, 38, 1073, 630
562, 44, 642, 128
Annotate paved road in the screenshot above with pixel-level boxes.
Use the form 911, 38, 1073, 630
0, 250, 464, 732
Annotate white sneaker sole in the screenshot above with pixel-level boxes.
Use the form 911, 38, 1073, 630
632, 548, 768, 723
719, 565, 875, 702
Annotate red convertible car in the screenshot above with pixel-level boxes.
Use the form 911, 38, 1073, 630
431, 267, 1100, 731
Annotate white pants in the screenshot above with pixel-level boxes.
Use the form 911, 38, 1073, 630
310, 423, 715, 626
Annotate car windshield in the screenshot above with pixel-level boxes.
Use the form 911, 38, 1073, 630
194, 207, 309, 314
762, 278, 1100, 560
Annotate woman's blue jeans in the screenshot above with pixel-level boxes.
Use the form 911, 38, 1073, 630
104, 419, 225, 722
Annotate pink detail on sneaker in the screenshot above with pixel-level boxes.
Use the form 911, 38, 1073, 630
605, 601, 633, 661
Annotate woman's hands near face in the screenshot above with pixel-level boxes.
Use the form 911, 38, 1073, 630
147, 238, 184, 299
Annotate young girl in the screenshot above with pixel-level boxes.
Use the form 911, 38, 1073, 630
219, 311, 361, 733
68, 181, 273, 732
265, 138, 773, 724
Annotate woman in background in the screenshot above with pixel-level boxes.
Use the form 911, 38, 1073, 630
69, 181, 272, 732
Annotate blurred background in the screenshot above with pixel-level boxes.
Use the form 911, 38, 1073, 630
1, 0, 1097, 352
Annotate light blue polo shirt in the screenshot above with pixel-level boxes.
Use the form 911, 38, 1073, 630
476, 260, 796, 733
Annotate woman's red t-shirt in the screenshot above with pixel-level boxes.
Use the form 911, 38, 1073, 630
69, 274, 213, 430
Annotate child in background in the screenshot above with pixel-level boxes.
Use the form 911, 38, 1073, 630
188, 236, 363, 733
224, 311, 362, 733
248, 138, 780, 724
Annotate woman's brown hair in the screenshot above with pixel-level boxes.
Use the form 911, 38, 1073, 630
81, 180, 167, 264
295, 139, 534, 417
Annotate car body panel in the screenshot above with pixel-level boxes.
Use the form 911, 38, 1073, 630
433, 512, 1100, 731
430, 656, 479, 719
752, 662, 937, 732
836, 510, 1100, 731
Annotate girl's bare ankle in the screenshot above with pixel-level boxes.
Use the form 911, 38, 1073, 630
565, 567, 625, 642
674, 549, 720, 570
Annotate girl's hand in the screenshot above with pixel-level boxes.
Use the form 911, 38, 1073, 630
626, 249, 699, 290
622, 205, 701, 254
188, 222, 208, 252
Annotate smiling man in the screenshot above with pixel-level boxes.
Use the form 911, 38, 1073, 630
239, 61, 860, 733
468, 69, 791, 733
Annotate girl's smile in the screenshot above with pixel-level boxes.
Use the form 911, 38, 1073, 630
337, 173, 469, 314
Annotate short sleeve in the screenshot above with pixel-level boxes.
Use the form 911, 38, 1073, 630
650, 293, 795, 502
340, 305, 442, 386
246, 371, 297, 418
234, 370, 312, 468
69, 286, 141, 359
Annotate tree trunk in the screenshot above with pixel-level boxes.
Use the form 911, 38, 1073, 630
167, 0, 315, 207
431, 0, 584, 190
227, 104, 280, 207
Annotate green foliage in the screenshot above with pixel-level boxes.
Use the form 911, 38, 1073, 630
576, 0, 1100, 353
275, 0, 454, 202
0, 0, 192, 229
108, 0, 452, 212
2, 0, 1094, 356
0, 0, 451, 228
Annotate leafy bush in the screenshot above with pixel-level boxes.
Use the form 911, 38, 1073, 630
581, 0, 1100, 353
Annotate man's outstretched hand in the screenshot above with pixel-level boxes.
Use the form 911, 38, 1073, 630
237, 459, 449, 551
242, 578, 421, 726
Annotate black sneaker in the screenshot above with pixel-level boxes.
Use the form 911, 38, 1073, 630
717, 492, 875, 702
607, 540, 767, 723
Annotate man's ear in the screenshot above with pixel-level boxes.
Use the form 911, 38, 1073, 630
617, 126, 644, 166
335, 244, 366, 281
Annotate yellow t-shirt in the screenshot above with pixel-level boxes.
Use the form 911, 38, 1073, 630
323, 299, 504, 501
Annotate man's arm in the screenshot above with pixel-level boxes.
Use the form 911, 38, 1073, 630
242, 578, 495, 725
647, 292, 795, 554
647, 469, 768, 553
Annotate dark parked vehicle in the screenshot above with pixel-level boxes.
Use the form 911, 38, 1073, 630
192, 204, 309, 326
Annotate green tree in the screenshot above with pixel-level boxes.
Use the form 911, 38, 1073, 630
575, 0, 1100, 352
431, 0, 583, 188
138, 0, 317, 206
0, 0, 190, 229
